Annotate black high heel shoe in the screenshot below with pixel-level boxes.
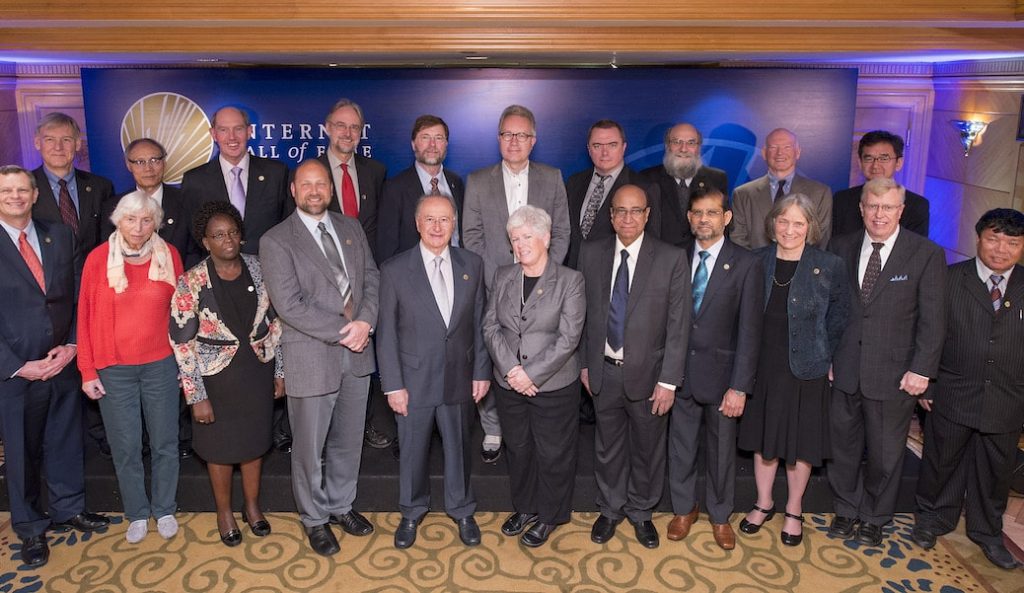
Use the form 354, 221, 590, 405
780, 512, 804, 546
219, 521, 242, 547
242, 509, 272, 537
739, 504, 776, 534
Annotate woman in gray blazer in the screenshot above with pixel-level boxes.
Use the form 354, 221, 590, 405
483, 205, 586, 548
737, 194, 850, 546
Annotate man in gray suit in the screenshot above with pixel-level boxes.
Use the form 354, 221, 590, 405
260, 159, 379, 557
462, 104, 571, 462
377, 194, 491, 550
730, 128, 832, 249
579, 184, 690, 549
828, 177, 945, 547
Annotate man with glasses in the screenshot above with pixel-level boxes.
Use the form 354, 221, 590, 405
378, 115, 465, 261
730, 128, 832, 249
463, 104, 570, 463
565, 119, 661, 269
642, 123, 728, 248
833, 130, 930, 238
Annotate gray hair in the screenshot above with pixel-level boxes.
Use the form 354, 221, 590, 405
35, 112, 81, 137
210, 106, 250, 129
327, 98, 365, 126
506, 204, 551, 237
499, 104, 536, 134
110, 190, 164, 229
861, 177, 906, 204
414, 193, 459, 222
125, 138, 167, 158
0, 164, 36, 189
765, 193, 822, 246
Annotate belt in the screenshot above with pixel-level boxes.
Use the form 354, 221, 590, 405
603, 355, 624, 367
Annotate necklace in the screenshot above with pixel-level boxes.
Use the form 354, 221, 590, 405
772, 275, 792, 287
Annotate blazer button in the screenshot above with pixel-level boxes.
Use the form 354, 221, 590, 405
690, 349, 696, 355
522, 354, 529, 360
521, 316, 527, 321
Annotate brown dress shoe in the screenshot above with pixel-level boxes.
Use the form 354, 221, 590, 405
667, 505, 699, 541
712, 522, 736, 550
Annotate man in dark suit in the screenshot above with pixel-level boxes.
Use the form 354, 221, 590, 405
30, 112, 114, 257
642, 122, 728, 248
317, 98, 387, 263
579, 184, 690, 549
565, 119, 661, 269
377, 194, 491, 549
666, 186, 763, 551
0, 165, 109, 568
828, 177, 946, 547
378, 115, 464, 261
730, 128, 832, 249
260, 159, 379, 557
832, 130, 929, 238
912, 209, 1024, 569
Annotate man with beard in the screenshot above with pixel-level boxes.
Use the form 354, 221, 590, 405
642, 123, 728, 248
378, 115, 465, 261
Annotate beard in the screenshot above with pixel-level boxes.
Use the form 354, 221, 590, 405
663, 152, 702, 180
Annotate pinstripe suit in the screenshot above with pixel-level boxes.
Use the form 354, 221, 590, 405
915, 260, 1024, 546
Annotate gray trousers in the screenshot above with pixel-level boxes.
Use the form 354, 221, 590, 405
396, 401, 475, 521
668, 393, 736, 524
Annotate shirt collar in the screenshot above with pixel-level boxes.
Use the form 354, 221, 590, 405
976, 257, 1014, 285
295, 208, 330, 235
43, 166, 74, 186
419, 242, 451, 266
0, 217, 35, 246
415, 162, 445, 186
862, 225, 900, 251
695, 235, 726, 259
502, 160, 530, 177
219, 152, 250, 175
615, 232, 645, 261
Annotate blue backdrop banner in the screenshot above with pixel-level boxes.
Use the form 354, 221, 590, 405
81, 67, 857, 193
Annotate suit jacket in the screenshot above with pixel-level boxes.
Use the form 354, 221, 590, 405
377, 165, 465, 261
579, 234, 690, 401
462, 161, 570, 287
101, 184, 195, 264
681, 239, 763, 403
259, 210, 379, 397
316, 153, 386, 262
181, 156, 292, 257
829, 228, 946, 400
832, 185, 930, 238
483, 258, 585, 392
564, 165, 662, 269
730, 174, 832, 250
32, 167, 114, 257
933, 260, 1024, 434
642, 164, 729, 248
376, 246, 490, 408
0, 219, 80, 392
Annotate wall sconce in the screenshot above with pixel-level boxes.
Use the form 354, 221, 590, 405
950, 119, 988, 156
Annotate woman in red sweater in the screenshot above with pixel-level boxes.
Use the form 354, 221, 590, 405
77, 191, 184, 544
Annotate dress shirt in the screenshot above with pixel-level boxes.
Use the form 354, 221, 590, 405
857, 226, 900, 287
414, 163, 453, 198
327, 151, 362, 210
419, 242, 454, 311
691, 236, 725, 282
604, 233, 645, 359
975, 258, 1013, 291
296, 209, 349, 278
138, 184, 164, 207
768, 172, 795, 202
219, 153, 250, 197
502, 161, 529, 217
0, 218, 40, 260
43, 167, 79, 213
579, 164, 624, 224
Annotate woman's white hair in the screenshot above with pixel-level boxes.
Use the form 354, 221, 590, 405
110, 190, 163, 229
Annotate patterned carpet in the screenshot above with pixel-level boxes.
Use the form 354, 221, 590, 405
1, 511, 1019, 593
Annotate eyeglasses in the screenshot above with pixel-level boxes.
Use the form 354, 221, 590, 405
206, 229, 242, 241
590, 141, 621, 151
862, 203, 901, 214
127, 156, 165, 168
422, 216, 453, 227
611, 207, 648, 219
416, 134, 447, 144
499, 131, 534, 143
668, 138, 699, 149
328, 121, 363, 134
689, 209, 724, 218
861, 154, 896, 164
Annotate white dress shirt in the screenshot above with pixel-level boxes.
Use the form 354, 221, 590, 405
858, 226, 900, 287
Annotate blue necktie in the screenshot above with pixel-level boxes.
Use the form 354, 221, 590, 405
607, 249, 629, 352
692, 250, 710, 314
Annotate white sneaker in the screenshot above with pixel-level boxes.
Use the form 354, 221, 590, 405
126, 519, 148, 543
156, 514, 178, 539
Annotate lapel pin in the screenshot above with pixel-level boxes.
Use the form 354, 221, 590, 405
247, 285, 255, 292
1004, 301, 1011, 308
723, 263, 730, 270
345, 239, 352, 245
361, 194, 367, 200
44, 236, 52, 244
463, 274, 470, 280
258, 175, 265, 182
698, 181, 705, 188
167, 218, 174, 225
85, 186, 92, 192
537, 288, 544, 295
813, 268, 820, 275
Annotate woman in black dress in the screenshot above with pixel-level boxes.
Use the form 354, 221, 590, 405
170, 202, 284, 546
737, 194, 849, 545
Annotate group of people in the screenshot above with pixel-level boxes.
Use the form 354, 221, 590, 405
1, 100, 1021, 572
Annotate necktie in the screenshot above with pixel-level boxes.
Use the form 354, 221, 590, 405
773, 180, 786, 202
677, 180, 691, 219
430, 177, 441, 196
229, 166, 246, 218
57, 179, 79, 235
430, 255, 451, 326
19, 231, 45, 292
860, 242, 884, 302
318, 221, 353, 319
580, 174, 609, 239
607, 249, 629, 352
340, 163, 358, 218
692, 250, 710, 314
990, 274, 1004, 312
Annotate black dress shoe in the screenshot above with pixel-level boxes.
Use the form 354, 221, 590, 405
739, 504, 776, 535
481, 445, 502, 464
780, 512, 804, 546
591, 515, 620, 544
51, 512, 110, 532
521, 522, 556, 547
632, 520, 659, 549
20, 535, 49, 567
394, 518, 419, 549
178, 447, 194, 459
307, 524, 340, 556
501, 512, 539, 536
331, 510, 374, 536
242, 509, 271, 537
910, 525, 936, 550
828, 515, 859, 539
977, 541, 1022, 569
363, 425, 394, 449
456, 516, 481, 546
856, 522, 884, 547
273, 435, 292, 454
220, 528, 242, 547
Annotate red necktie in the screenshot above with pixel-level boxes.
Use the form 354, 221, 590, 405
340, 163, 358, 218
57, 179, 80, 235
19, 231, 45, 292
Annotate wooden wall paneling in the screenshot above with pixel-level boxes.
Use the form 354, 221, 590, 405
854, 76, 934, 194
15, 77, 87, 170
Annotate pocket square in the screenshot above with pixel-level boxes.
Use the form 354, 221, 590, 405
889, 274, 908, 282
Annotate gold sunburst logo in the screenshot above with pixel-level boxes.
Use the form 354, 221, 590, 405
120, 93, 213, 184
